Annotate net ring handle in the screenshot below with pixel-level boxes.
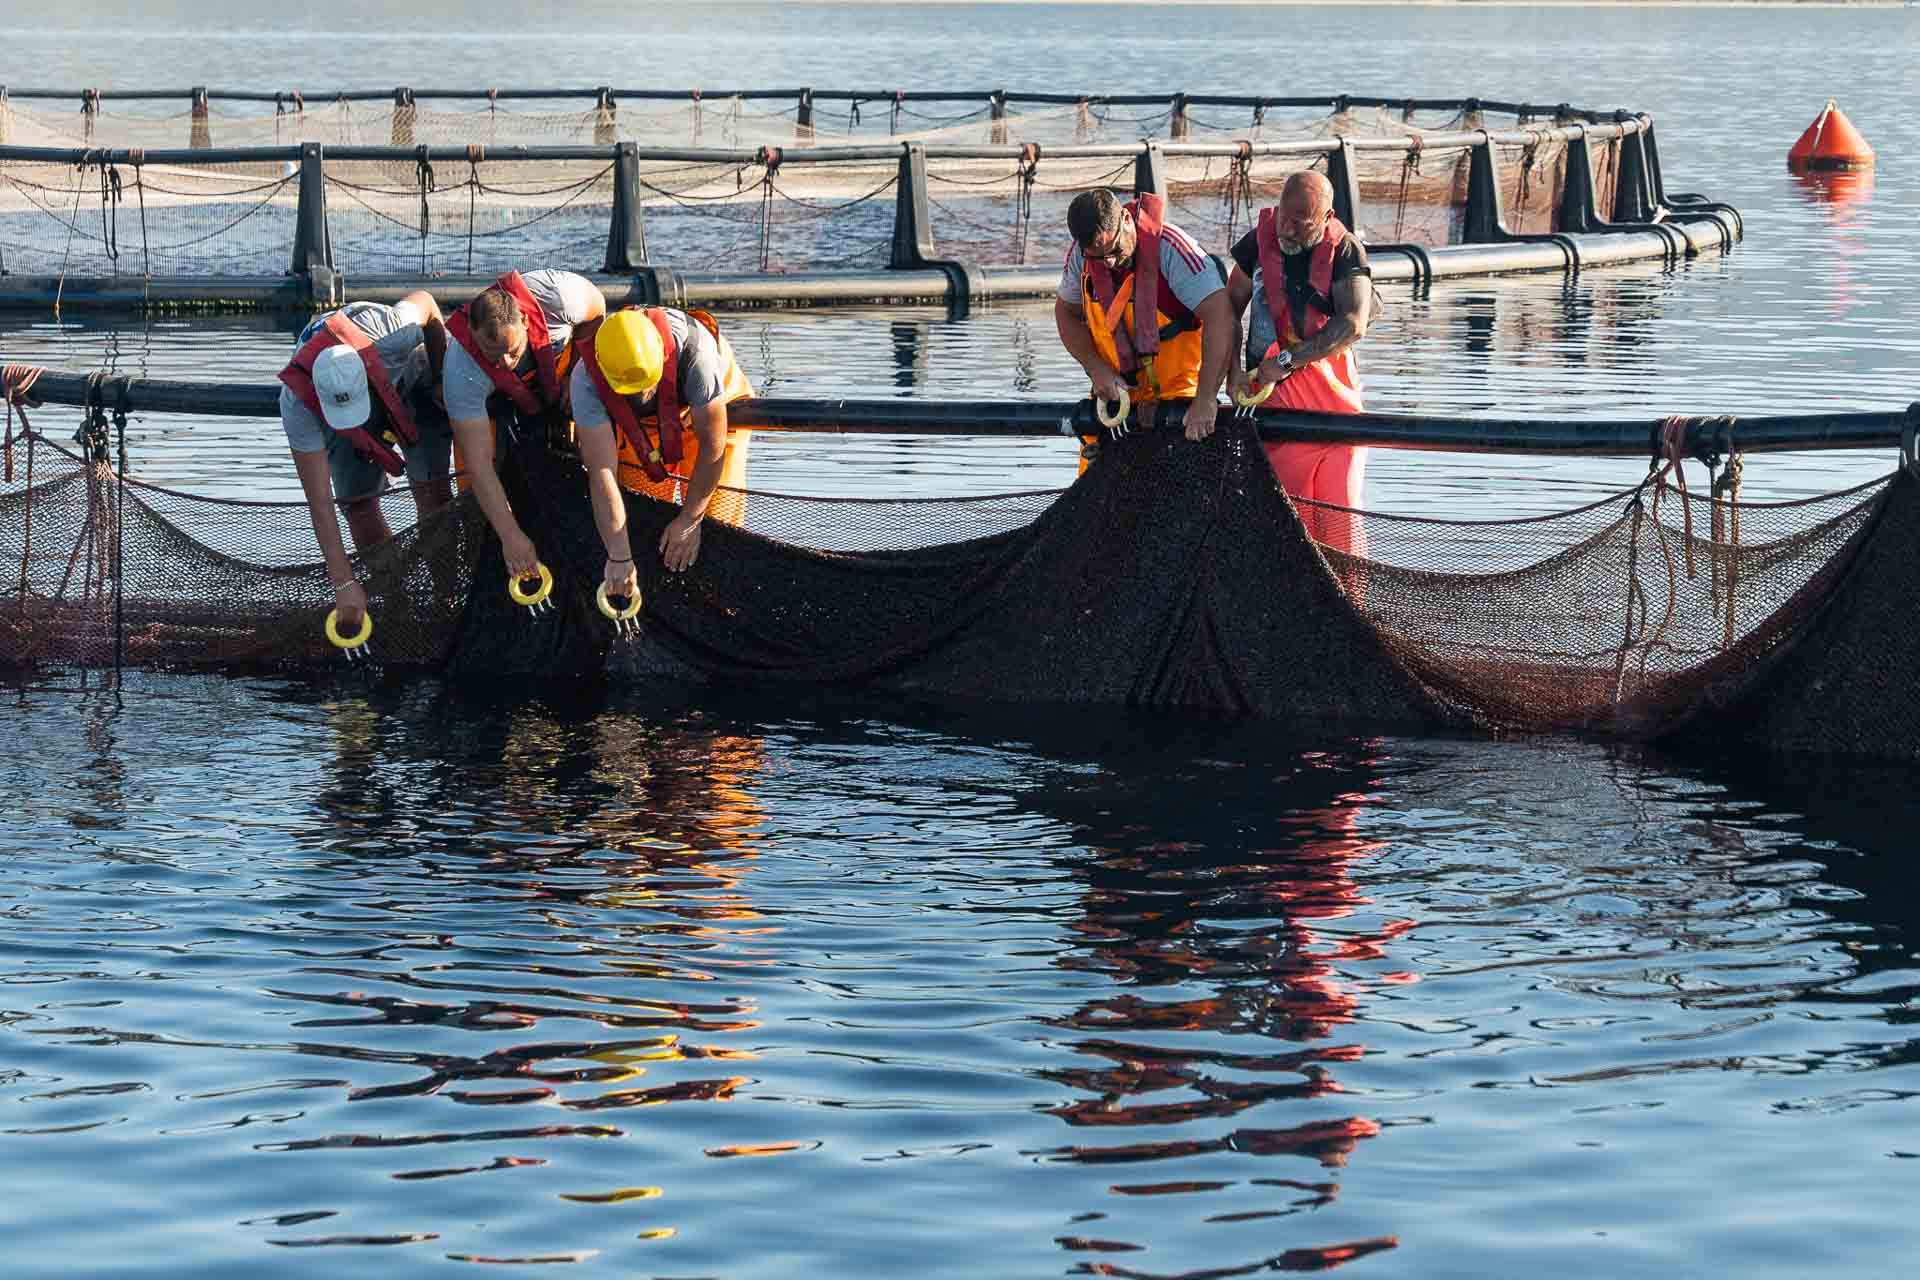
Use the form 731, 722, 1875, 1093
1094, 386, 1130, 429
1233, 371, 1273, 410
508, 562, 554, 608
596, 582, 643, 622
324, 607, 373, 650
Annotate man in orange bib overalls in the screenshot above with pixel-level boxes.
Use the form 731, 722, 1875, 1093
1226, 172, 1377, 558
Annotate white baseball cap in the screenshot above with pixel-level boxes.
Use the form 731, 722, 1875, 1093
311, 345, 372, 430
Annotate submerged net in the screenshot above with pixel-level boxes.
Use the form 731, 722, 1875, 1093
1, 102, 1618, 277
4, 403, 1918, 759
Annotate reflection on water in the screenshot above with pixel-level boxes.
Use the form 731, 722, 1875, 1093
1790, 168, 1876, 217
4, 680, 1919, 1276
1034, 740, 1406, 1272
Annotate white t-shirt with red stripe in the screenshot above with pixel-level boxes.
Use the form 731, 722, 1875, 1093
1056, 214, 1224, 315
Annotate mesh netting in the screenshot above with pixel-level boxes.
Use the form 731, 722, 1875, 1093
5, 408, 1919, 759
0, 102, 1592, 276
323, 157, 619, 278
0, 158, 301, 276
0, 97, 1499, 154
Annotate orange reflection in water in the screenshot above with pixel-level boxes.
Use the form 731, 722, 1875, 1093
1791, 168, 1875, 216
1037, 745, 1416, 1271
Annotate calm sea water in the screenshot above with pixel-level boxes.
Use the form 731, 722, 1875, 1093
4, 5, 1920, 1278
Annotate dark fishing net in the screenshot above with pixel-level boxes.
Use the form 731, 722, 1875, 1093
0, 431, 484, 670
6, 406, 1919, 758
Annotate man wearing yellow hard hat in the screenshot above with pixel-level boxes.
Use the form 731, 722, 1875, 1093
571, 306, 754, 596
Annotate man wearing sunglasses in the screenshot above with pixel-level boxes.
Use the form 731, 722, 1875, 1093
1055, 188, 1237, 448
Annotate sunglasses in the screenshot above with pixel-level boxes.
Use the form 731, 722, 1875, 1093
1080, 215, 1134, 265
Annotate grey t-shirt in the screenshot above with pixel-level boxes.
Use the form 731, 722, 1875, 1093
1056, 215, 1224, 316
442, 269, 601, 422
570, 309, 733, 431
278, 300, 428, 454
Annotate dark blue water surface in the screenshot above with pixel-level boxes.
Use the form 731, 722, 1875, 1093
4, 5, 1920, 1277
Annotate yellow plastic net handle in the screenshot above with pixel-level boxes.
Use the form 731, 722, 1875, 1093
323, 607, 373, 649
1233, 371, 1273, 409
1094, 386, 1130, 429
507, 561, 555, 608
595, 581, 643, 622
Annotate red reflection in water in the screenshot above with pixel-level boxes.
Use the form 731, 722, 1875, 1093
1791, 168, 1875, 217
1079, 1234, 1400, 1277
1787, 171, 1876, 321
1034, 746, 1418, 1268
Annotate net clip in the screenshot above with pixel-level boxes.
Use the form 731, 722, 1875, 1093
75, 402, 109, 463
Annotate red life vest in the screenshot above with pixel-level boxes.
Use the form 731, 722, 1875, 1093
575, 308, 685, 484
1256, 208, 1349, 347
277, 309, 421, 476
445, 270, 568, 417
1083, 192, 1196, 391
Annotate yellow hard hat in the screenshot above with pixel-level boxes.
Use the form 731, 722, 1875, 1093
595, 310, 664, 396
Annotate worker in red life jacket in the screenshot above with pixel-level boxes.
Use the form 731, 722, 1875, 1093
571, 308, 757, 596
1225, 172, 1377, 559
442, 269, 607, 581
277, 292, 450, 634
1055, 188, 1239, 445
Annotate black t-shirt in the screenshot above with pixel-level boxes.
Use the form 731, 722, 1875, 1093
1230, 228, 1371, 335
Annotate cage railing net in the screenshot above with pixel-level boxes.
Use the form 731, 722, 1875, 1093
1, 103, 1610, 277
1, 96, 1519, 153
4, 406, 1917, 758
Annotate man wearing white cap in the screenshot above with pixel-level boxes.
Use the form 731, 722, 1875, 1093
277, 292, 451, 633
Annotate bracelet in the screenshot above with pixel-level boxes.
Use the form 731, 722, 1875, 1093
607, 556, 633, 565
330, 577, 358, 591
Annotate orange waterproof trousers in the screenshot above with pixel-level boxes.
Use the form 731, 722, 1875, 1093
1258, 346, 1368, 561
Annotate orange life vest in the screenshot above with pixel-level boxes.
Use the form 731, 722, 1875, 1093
1256, 207, 1347, 348
277, 309, 420, 476
575, 307, 754, 488
1251, 209, 1366, 418
1081, 193, 1205, 404
446, 270, 570, 418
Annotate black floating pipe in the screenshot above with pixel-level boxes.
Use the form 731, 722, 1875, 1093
0, 88, 1618, 122
1325, 139, 1362, 230
0, 224, 1726, 313
0, 129, 1651, 168
1134, 142, 1167, 201
15, 370, 1914, 458
603, 141, 649, 271
289, 142, 333, 279
887, 143, 985, 316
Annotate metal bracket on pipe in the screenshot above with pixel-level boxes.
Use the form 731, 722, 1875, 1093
308, 265, 344, 309
629, 266, 686, 310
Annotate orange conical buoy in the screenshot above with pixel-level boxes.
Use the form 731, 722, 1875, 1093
1788, 100, 1874, 172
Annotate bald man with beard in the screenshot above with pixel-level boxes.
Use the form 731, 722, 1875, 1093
1226, 171, 1376, 558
